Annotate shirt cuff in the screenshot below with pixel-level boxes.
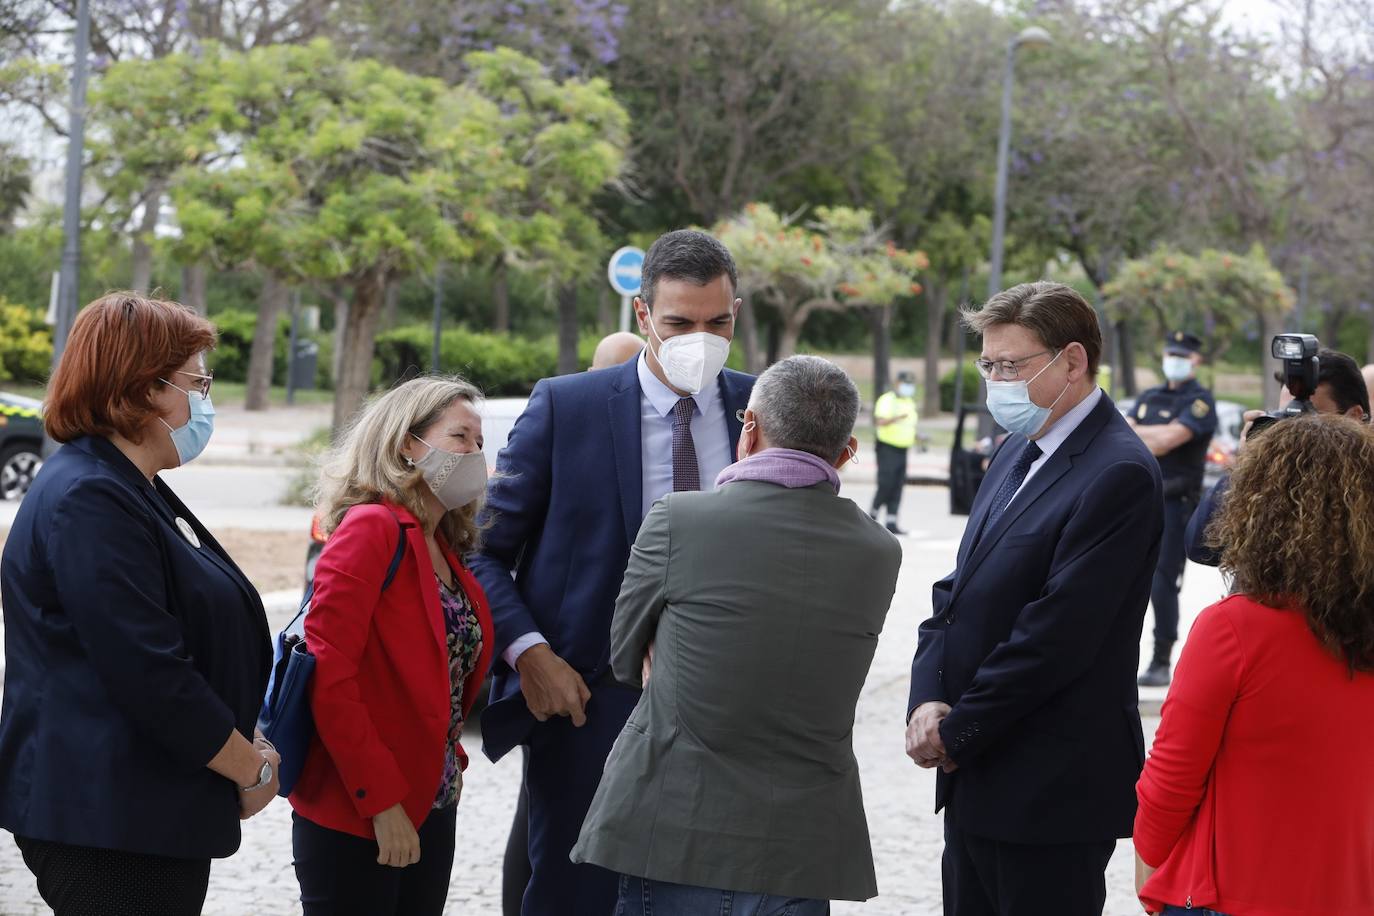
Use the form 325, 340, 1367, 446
502, 632, 549, 670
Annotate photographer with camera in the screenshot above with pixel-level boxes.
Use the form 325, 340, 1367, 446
1129, 331, 1217, 688
1184, 339, 1369, 568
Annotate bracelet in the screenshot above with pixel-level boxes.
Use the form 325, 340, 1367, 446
254, 735, 276, 753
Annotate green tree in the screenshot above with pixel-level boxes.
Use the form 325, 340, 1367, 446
167, 40, 517, 429
461, 47, 629, 366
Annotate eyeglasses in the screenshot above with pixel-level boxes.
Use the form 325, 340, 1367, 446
974, 350, 1056, 381
175, 370, 214, 400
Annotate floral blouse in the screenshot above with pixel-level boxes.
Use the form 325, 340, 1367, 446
433, 571, 482, 809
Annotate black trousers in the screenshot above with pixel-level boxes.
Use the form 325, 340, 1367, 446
872, 442, 909, 515
942, 821, 1115, 916
14, 835, 211, 916
293, 805, 457, 916
1148, 494, 1194, 644
502, 746, 532, 916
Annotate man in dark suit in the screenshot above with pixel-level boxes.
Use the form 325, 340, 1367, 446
905, 281, 1164, 916
470, 229, 754, 915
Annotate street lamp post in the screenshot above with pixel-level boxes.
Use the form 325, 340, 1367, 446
986, 26, 1052, 302
52, 0, 92, 367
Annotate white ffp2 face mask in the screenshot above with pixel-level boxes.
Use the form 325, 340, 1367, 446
646, 317, 731, 395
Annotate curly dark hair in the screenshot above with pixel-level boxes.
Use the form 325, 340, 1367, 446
1208, 414, 1374, 672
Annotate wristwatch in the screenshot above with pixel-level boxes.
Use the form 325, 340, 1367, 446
240, 758, 273, 792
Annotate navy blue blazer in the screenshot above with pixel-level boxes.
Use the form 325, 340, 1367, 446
1183, 473, 1227, 566
471, 357, 753, 760
0, 436, 271, 859
908, 393, 1163, 845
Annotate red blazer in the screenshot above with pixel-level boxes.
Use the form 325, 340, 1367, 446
289, 502, 494, 839
1135, 595, 1374, 915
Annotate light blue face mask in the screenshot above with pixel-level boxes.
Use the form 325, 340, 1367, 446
984, 349, 1068, 438
158, 380, 215, 466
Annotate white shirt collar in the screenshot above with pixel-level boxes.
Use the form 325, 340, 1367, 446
1032, 386, 1103, 460
636, 351, 719, 417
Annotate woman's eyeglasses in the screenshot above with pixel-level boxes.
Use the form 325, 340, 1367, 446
176, 370, 214, 400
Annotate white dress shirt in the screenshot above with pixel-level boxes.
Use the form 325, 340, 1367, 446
1009, 386, 1104, 506
501, 354, 736, 670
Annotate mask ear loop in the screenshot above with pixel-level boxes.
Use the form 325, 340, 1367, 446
845, 444, 859, 465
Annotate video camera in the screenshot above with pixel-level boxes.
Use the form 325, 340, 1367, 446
1247, 333, 1320, 437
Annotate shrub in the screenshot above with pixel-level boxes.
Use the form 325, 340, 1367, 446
939, 363, 982, 412
208, 309, 332, 389
0, 298, 53, 383
375, 325, 603, 396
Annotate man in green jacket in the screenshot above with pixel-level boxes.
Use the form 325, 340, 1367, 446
573, 355, 903, 912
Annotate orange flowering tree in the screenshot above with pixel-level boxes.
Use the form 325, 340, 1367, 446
714, 202, 928, 358
1104, 244, 1294, 363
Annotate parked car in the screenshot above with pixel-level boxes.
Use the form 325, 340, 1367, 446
1117, 397, 1245, 490
0, 392, 44, 501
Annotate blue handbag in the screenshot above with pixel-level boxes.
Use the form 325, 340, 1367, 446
258, 515, 407, 797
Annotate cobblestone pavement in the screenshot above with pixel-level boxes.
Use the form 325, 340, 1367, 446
0, 484, 1223, 915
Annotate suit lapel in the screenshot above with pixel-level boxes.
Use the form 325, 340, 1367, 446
608, 357, 643, 547
718, 369, 750, 460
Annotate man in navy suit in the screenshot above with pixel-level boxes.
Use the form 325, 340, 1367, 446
905, 282, 1164, 916
471, 229, 754, 915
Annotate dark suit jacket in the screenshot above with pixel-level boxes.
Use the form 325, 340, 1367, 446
0, 436, 271, 859
470, 356, 753, 760
908, 392, 1163, 844
1184, 473, 1227, 566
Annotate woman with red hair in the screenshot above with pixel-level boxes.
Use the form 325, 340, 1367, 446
0, 293, 277, 915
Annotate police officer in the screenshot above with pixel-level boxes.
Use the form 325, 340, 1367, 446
1128, 331, 1216, 687
870, 370, 918, 536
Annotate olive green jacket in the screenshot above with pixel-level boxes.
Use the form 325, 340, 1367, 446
572, 480, 902, 901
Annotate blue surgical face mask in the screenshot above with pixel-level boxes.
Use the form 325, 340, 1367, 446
984, 350, 1068, 438
158, 380, 215, 466
1162, 354, 1194, 383
897, 383, 916, 398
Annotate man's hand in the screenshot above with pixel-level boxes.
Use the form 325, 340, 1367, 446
905, 701, 952, 768
516, 643, 591, 726
373, 804, 421, 867
641, 641, 655, 687
1239, 408, 1265, 449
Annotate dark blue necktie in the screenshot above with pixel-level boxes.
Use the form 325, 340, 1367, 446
983, 440, 1043, 532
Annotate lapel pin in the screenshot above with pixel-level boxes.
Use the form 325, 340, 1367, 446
175, 517, 201, 549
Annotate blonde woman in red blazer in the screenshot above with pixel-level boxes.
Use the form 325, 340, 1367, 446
289, 376, 495, 916
1135, 415, 1374, 916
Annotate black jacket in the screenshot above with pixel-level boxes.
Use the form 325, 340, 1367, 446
0, 435, 271, 859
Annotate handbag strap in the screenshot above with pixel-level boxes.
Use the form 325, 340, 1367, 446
294, 513, 409, 621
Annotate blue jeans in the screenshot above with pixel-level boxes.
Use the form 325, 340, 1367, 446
615, 875, 830, 916
1160, 907, 1229, 915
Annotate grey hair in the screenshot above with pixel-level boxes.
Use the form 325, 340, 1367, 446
749, 355, 860, 462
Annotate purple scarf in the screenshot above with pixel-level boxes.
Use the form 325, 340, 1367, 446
714, 447, 841, 494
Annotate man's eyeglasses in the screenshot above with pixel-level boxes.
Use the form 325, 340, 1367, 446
175, 370, 214, 400
974, 350, 1056, 381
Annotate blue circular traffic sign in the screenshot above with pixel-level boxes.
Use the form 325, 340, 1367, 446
607, 246, 645, 297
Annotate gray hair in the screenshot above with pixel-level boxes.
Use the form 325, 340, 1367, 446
749, 355, 859, 462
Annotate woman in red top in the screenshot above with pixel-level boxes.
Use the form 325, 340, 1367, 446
289, 376, 495, 916
1134, 415, 1374, 916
